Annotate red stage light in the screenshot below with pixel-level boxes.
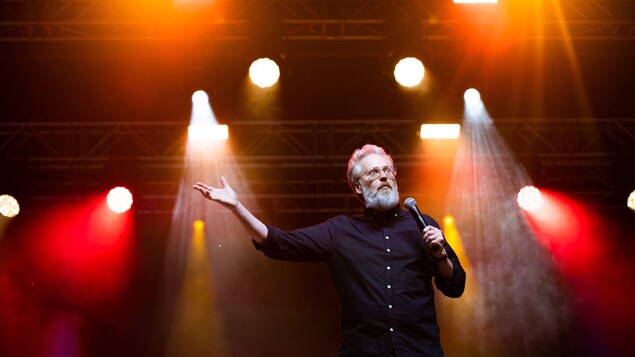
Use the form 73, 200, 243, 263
517, 186, 542, 211
106, 187, 133, 214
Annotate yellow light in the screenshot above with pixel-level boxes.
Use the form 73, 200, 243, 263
628, 190, 635, 211
107, 187, 133, 214
188, 124, 229, 142
0, 194, 20, 218
420, 124, 461, 140
193, 220, 205, 231
394, 57, 425, 88
249, 58, 280, 88
517, 186, 542, 211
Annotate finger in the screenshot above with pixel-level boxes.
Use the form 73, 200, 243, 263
196, 182, 217, 191
220, 176, 231, 189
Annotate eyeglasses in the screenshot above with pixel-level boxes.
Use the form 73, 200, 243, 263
357, 165, 397, 182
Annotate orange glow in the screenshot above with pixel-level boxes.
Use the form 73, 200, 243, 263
411, 138, 459, 219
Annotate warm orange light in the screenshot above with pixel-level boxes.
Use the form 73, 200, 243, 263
453, 0, 498, 4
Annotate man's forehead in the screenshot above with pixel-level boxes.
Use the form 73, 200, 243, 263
359, 154, 391, 168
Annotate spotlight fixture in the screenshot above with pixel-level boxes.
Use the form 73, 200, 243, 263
249, 58, 280, 88
628, 190, 635, 211
0, 194, 20, 218
107, 187, 133, 214
394, 57, 425, 88
517, 186, 542, 211
420, 124, 461, 139
463, 88, 481, 103
188, 124, 229, 142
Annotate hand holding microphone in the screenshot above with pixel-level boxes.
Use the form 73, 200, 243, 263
404, 198, 448, 260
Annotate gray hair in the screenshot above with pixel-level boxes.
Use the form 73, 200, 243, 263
346, 144, 394, 195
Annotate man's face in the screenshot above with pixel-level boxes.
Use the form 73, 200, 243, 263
354, 154, 400, 212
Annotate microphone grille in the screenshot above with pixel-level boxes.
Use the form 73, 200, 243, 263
404, 197, 416, 209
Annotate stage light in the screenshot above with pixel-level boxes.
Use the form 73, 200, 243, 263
249, 58, 280, 88
192, 90, 209, 104
394, 57, 425, 88
464, 88, 481, 104
107, 187, 133, 214
0, 194, 20, 218
188, 124, 229, 142
517, 186, 542, 211
453, 0, 498, 4
628, 190, 635, 211
420, 124, 461, 139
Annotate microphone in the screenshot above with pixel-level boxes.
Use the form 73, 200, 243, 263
404, 197, 428, 231
404, 197, 443, 256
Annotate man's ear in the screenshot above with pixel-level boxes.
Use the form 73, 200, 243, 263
353, 182, 363, 195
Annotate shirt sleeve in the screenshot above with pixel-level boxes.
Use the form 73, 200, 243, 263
424, 215, 466, 298
253, 221, 333, 262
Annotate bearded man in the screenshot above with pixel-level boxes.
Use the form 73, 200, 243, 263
193, 144, 466, 357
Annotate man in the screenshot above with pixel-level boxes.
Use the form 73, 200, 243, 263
193, 144, 466, 356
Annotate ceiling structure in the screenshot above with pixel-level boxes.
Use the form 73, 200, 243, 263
1, 0, 634, 217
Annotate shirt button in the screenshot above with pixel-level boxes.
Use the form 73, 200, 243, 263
387, 266, 391, 270
385, 236, 390, 240
388, 305, 393, 309
386, 248, 391, 253
387, 285, 391, 289
389, 328, 394, 332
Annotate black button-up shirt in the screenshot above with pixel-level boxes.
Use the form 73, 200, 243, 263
256, 205, 466, 356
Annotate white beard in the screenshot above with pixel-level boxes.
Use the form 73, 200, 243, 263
362, 184, 400, 212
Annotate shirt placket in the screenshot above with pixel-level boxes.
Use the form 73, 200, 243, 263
383, 226, 396, 347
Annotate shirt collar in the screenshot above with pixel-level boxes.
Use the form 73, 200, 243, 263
364, 204, 404, 226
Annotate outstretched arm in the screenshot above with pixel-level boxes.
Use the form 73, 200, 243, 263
193, 176, 268, 244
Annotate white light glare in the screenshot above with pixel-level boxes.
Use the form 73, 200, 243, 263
420, 124, 461, 139
249, 58, 280, 88
394, 57, 425, 88
517, 186, 543, 211
627, 190, 635, 211
192, 90, 209, 104
107, 187, 133, 214
453, 0, 498, 4
464, 88, 481, 103
188, 124, 229, 142
0, 194, 20, 218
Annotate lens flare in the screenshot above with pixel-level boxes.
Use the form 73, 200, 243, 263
517, 186, 542, 211
249, 58, 280, 88
106, 187, 133, 214
0, 194, 20, 217
394, 57, 425, 87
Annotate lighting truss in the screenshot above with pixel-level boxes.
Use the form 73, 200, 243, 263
1, 118, 633, 215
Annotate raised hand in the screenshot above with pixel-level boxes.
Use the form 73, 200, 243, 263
193, 176, 238, 209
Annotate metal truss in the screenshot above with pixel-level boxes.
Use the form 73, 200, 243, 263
1, 118, 633, 215
0, 1, 633, 44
